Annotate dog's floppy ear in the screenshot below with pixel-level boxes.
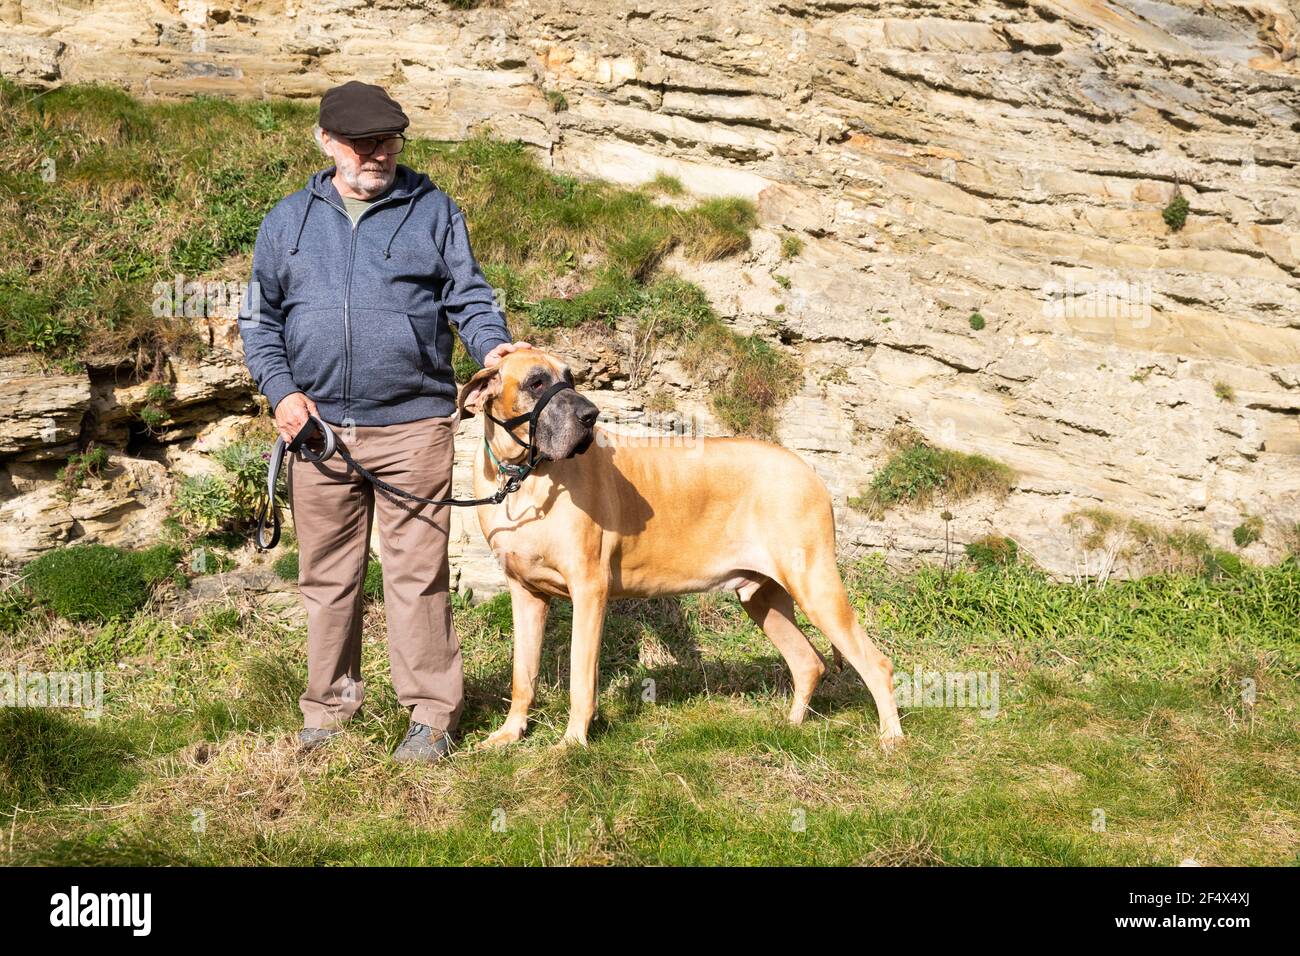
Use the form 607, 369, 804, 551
457, 365, 503, 419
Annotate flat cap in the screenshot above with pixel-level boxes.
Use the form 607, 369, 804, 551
318, 80, 410, 138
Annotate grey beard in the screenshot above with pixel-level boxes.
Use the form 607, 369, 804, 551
340, 163, 395, 198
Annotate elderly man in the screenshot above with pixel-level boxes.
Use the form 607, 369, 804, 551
238, 80, 530, 763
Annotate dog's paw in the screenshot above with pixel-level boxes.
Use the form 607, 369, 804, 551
558, 728, 589, 748
480, 724, 524, 748
879, 730, 906, 754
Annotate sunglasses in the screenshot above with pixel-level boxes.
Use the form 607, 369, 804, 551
345, 133, 406, 156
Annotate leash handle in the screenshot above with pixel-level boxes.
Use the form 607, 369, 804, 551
253, 416, 335, 552
254, 435, 287, 552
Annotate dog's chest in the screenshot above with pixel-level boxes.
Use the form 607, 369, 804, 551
491, 544, 568, 595
475, 470, 581, 596
491, 542, 542, 575
485, 521, 570, 595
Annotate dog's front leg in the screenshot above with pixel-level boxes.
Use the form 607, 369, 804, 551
482, 578, 550, 748
562, 581, 609, 747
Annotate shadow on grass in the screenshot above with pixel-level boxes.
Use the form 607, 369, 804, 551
456, 593, 883, 744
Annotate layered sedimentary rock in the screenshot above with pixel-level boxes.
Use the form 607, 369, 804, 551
3, 0, 1298, 581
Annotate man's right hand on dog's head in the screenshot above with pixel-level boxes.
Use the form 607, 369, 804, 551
274, 391, 320, 445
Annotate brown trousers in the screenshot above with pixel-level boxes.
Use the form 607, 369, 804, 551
287, 414, 463, 734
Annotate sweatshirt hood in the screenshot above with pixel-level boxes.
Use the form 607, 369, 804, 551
289, 164, 436, 257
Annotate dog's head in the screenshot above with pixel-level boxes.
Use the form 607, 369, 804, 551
457, 348, 599, 462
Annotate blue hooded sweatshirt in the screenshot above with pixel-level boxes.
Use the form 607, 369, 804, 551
237, 163, 511, 426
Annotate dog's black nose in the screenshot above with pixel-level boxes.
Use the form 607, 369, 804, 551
578, 404, 599, 427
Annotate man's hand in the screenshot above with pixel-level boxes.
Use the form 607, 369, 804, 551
483, 341, 533, 369
274, 391, 320, 445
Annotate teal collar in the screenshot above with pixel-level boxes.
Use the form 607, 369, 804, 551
484, 434, 530, 479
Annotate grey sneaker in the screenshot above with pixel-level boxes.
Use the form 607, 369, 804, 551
298, 726, 341, 752
392, 722, 453, 764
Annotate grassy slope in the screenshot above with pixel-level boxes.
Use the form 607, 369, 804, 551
0, 80, 792, 436
3, 558, 1296, 866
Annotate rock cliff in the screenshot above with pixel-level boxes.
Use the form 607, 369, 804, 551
3, 0, 1298, 583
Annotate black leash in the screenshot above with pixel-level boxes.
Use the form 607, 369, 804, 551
253, 380, 576, 552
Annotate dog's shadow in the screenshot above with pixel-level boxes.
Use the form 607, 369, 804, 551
460, 594, 875, 740
485, 440, 657, 542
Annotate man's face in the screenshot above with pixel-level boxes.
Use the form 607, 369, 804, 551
323, 129, 399, 198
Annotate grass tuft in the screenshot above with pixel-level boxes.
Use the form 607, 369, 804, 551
850, 428, 1017, 517
965, 534, 1019, 569
21, 543, 180, 623
1233, 516, 1263, 549
1163, 193, 1190, 231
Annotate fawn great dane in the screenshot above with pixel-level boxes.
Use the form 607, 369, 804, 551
457, 348, 904, 750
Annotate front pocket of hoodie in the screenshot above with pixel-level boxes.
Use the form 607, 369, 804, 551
349, 308, 425, 403
285, 307, 346, 401
407, 310, 451, 381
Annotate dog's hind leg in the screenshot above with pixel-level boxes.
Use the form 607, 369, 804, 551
779, 551, 904, 749
738, 577, 827, 724
482, 578, 550, 748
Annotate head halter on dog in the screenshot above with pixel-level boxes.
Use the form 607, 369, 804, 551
482, 379, 576, 480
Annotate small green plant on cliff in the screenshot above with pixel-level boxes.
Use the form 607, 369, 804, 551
4, 306, 78, 356
175, 475, 238, 535
21, 543, 181, 623
1163, 193, 1190, 231
636, 278, 799, 439
209, 440, 272, 516
0, 585, 36, 635
544, 90, 568, 113
647, 173, 685, 197
175, 439, 283, 536
849, 428, 1017, 518
1233, 516, 1263, 549
969, 312, 985, 331
965, 534, 1019, 570
780, 234, 804, 260
1214, 381, 1235, 402
138, 405, 167, 432
55, 445, 109, 500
